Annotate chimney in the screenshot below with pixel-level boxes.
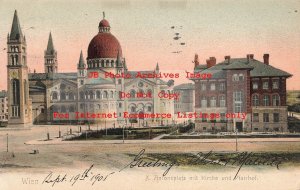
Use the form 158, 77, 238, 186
206, 57, 216, 68
194, 53, 199, 67
246, 54, 254, 62
263, 54, 269, 65
224, 55, 231, 64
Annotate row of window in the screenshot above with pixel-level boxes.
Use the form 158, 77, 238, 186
232, 74, 244, 81
253, 113, 280, 122
200, 96, 226, 107
51, 91, 76, 101
0, 115, 8, 120
51, 90, 117, 101
252, 94, 280, 106
87, 59, 122, 68
252, 81, 279, 90
200, 83, 225, 91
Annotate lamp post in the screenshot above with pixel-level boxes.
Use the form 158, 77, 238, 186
235, 128, 238, 152
105, 120, 107, 136
6, 133, 8, 152
122, 125, 125, 143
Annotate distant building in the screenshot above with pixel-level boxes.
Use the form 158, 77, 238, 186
174, 83, 195, 113
0, 90, 8, 122
192, 54, 292, 132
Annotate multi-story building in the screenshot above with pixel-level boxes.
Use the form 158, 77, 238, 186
6, 10, 175, 127
0, 90, 8, 122
174, 83, 195, 123
192, 54, 292, 132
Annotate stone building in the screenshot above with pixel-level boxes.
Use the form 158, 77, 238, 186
6, 11, 175, 127
0, 90, 8, 122
192, 53, 292, 132
173, 83, 195, 123
174, 83, 195, 113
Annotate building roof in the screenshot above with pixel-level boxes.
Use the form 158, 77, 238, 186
195, 58, 292, 79
85, 77, 114, 85
194, 64, 207, 70
0, 90, 7, 98
174, 83, 194, 90
10, 10, 23, 41
127, 71, 168, 85
77, 50, 86, 69
45, 32, 55, 55
220, 58, 292, 77
28, 72, 77, 80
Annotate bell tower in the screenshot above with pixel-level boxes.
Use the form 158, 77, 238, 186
7, 10, 31, 125
44, 32, 58, 73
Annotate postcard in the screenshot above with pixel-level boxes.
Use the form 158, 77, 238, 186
0, 0, 300, 190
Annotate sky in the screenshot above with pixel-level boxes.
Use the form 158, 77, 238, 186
0, 0, 299, 90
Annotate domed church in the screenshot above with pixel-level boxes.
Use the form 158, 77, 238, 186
6, 11, 175, 127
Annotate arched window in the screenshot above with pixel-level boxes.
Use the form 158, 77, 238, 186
110, 91, 114, 98
252, 94, 259, 106
272, 94, 280, 106
15, 55, 18, 65
131, 106, 136, 112
138, 89, 144, 95
52, 92, 58, 100
210, 97, 216, 107
130, 89, 136, 98
219, 96, 226, 107
263, 95, 270, 106
232, 74, 239, 81
12, 79, 20, 106
103, 91, 108, 99
11, 55, 15, 65
96, 91, 101, 99
147, 106, 152, 112
147, 89, 152, 96
69, 106, 75, 112
239, 74, 244, 81
69, 92, 75, 100
24, 80, 27, 104
201, 97, 207, 108
80, 103, 84, 109
60, 92, 66, 100
97, 104, 101, 109
85, 91, 89, 99
61, 106, 66, 112
210, 83, 216, 91
80, 91, 84, 100
89, 91, 94, 99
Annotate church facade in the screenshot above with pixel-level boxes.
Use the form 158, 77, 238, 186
6, 11, 175, 127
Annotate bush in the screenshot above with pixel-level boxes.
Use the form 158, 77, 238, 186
178, 123, 194, 133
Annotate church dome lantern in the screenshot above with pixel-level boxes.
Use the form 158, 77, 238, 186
87, 12, 122, 60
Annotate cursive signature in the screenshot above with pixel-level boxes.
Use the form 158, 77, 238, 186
120, 149, 179, 176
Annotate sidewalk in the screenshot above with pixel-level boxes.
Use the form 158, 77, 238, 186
24, 137, 300, 145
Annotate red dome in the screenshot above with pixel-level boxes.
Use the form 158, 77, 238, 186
99, 19, 110, 28
87, 32, 122, 59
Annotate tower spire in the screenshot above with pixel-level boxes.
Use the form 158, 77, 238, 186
46, 32, 55, 55
78, 50, 86, 69
156, 62, 159, 71
10, 10, 23, 41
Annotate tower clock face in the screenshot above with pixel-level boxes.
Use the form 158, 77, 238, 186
9, 70, 19, 79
